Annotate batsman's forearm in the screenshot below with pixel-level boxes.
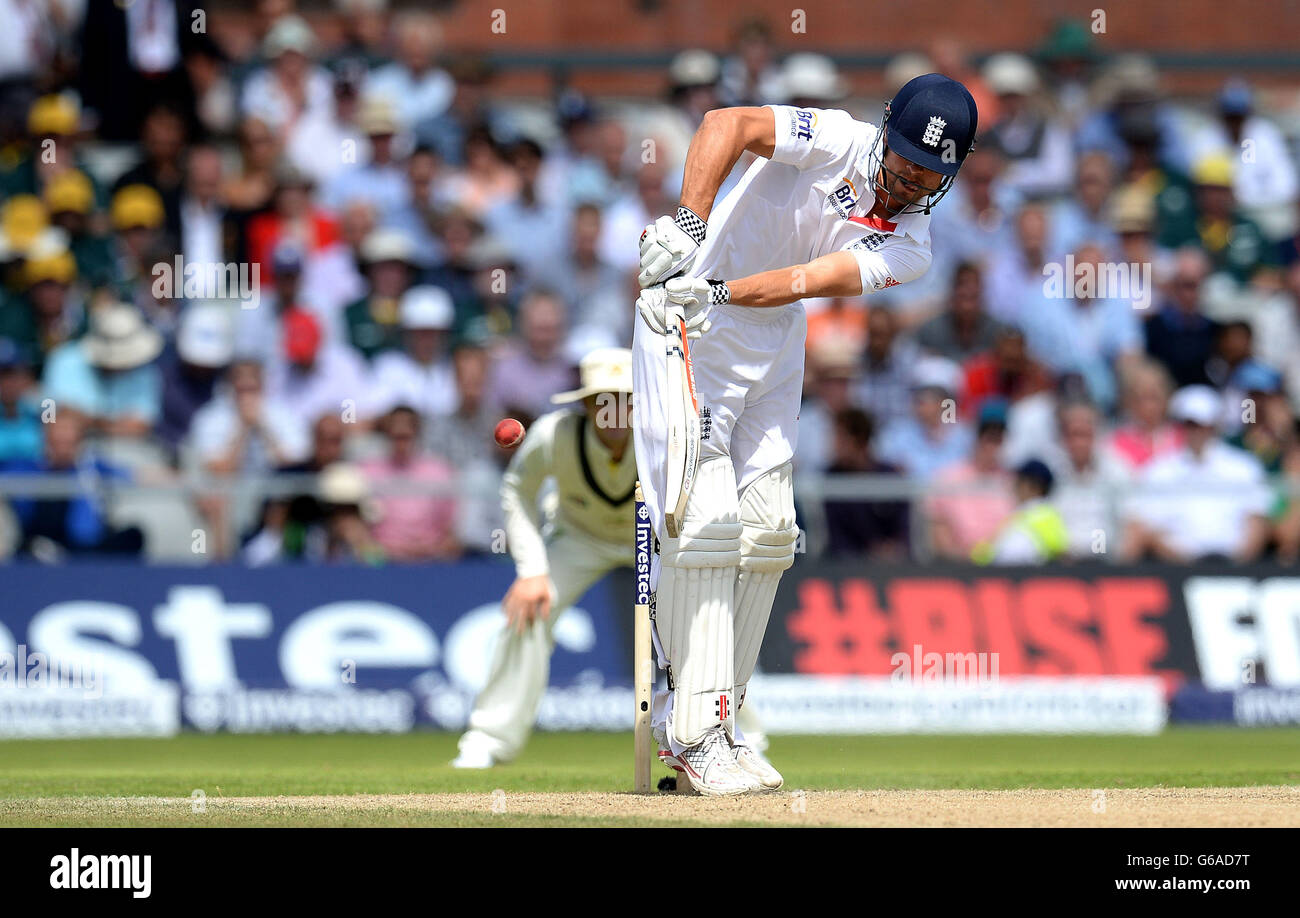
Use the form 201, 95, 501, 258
726, 253, 865, 307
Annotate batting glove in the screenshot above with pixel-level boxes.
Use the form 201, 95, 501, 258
637, 206, 707, 288
666, 275, 730, 309
636, 282, 713, 339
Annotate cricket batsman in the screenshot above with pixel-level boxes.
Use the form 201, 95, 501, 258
634, 74, 979, 795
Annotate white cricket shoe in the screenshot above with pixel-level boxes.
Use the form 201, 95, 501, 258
451, 734, 497, 769
658, 748, 685, 773
450, 748, 495, 769
676, 726, 762, 797
733, 744, 784, 790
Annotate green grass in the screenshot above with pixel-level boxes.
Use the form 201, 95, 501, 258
2, 728, 1298, 799
1, 729, 1297, 825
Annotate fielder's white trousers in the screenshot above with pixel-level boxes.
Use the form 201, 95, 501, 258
459, 528, 631, 763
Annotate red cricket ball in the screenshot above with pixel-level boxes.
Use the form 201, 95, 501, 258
494, 417, 525, 448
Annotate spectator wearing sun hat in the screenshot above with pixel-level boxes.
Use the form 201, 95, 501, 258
981, 53, 1075, 199
363, 11, 454, 133
368, 285, 457, 419
343, 227, 418, 359
42, 302, 163, 438
240, 14, 334, 135
321, 95, 409, 226
156, 303, 235, 452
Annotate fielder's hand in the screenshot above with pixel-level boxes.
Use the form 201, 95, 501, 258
637, 206, 707, 288
636, 283, 712, 339
503, 574, 553, 633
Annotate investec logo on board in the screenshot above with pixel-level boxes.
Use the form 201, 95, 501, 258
635, 502, 652, 606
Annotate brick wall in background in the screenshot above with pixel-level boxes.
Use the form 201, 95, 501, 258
211, 0, 1300, 99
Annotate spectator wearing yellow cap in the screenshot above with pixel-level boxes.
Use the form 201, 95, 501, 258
108, 184, 168, 299
1189, 79, 1299, 242
44, 170, 116, 290
0, 95, 105, 209
1159, 153, 1275, 284
110, 104, 188, 226
0, 194, 48, 256
16, 245, 83, 369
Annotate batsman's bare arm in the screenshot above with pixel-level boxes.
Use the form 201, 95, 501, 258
678, 107, 776, 220
725, 252, 864, 306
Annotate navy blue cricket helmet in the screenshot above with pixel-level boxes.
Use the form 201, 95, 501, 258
868, 73, 978, 214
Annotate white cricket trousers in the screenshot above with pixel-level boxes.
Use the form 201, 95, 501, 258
459, 528, 631, 763
632, 301, 807, 586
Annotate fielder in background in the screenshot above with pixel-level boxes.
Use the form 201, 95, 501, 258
634, 74, 979, 795
453, 348, 639, 768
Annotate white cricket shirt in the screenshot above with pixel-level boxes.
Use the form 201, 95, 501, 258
695, 105, 935, 301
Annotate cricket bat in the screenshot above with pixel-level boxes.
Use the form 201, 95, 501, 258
663, 306, 700, 539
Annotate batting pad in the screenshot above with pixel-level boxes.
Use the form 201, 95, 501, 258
734, 462, 798, 688
656, 456, 741, 747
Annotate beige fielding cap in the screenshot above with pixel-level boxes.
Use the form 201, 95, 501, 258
551, 347, 633, 404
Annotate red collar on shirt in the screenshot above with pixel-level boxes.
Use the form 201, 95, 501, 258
848, 215, 899, 233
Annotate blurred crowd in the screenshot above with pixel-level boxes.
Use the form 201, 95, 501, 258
1, 4, 1299, 566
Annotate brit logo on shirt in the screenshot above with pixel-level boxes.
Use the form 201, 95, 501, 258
827, 177, 858, 218
699, 405, 712, 441
792, 108, 816, 142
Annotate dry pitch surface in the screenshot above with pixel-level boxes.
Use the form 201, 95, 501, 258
3, 731, 1299, 827
7, 787, 1300, 828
